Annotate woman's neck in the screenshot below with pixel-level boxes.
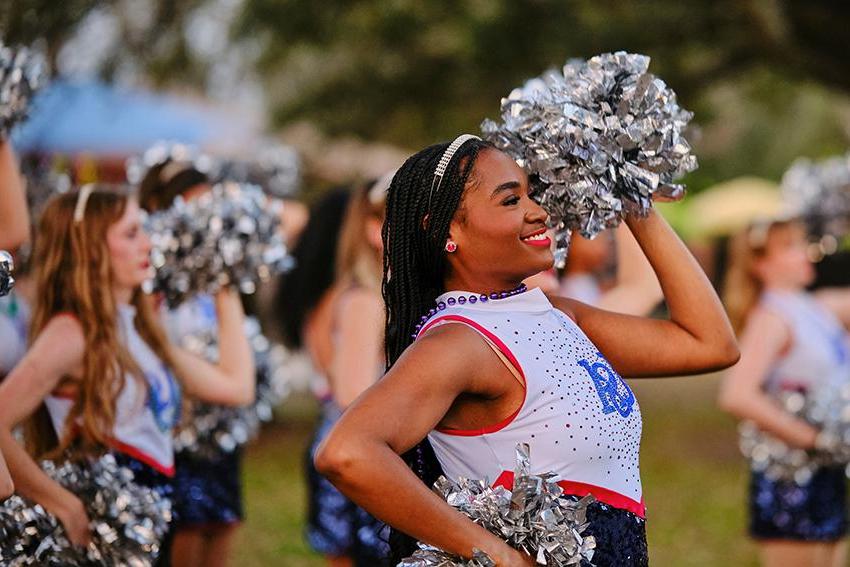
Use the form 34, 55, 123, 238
442, 274, 525, 296
113, 286, 134, 306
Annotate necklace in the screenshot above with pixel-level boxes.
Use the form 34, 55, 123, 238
412, 283, 528, 338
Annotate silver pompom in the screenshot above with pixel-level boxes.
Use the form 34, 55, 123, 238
174, 316, 292, 458
740, 385, 850, 484
399, 444, 596, 566
482, 51, 697, 266
0, 250, 14, 296
781, 153, 850, 241
212, 142, 301, 199
0, 453, 171, 565
146, 181, 294, 308
0, 41, 46, 139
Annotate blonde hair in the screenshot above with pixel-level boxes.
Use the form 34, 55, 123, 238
335, 180, 387, 291
723, 219, 801, 333
27, 185, 174, 458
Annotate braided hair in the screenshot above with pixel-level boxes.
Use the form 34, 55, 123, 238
382, 137, 493, 561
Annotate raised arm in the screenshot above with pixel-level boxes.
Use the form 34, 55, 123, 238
814, 288, 850, 330
718, 307, 819, 448
168, 289, 256, 406
0, 315, 92, 545
554, 210, 739, 377
0, 141, 30, 251
328, 288, 384, 408
595, 223, 662, 315
315, 324, 532, 566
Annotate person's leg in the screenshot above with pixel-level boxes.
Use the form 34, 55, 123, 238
170, 529, 205, 567
198, 524, 241, 567
828, 539, 847, 567
759, 541, 830, 567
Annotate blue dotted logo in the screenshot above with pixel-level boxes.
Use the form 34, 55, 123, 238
146, 366, 181, 431
578, 354, 635, 418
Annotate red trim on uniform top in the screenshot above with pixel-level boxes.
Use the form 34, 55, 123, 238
106, 438, 175, 477
492, 471, 646, 518
417, 314, 527, 437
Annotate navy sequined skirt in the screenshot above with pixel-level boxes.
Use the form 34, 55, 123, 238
579, 501, 648, 566
172, 449, 244, 528
749, 465, 848, 541
306, 402, 390, 564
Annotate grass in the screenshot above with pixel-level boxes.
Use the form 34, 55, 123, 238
235, 375, 762, 566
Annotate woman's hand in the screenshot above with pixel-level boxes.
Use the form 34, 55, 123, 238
169, 288, 255, 406
51, 491, 92, 547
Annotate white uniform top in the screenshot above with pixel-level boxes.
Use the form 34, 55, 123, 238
44, 304, 181, 476
761, 290, 850, 394
418, 287, 644, 517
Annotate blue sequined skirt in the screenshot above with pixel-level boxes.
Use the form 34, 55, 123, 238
750, 465, 848, 541
172, 449, 244, 528
580, 501, 648, 566
306, 402, 390, 564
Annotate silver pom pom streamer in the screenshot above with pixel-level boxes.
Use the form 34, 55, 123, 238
781, 153, 850, 243
399, 444, 596, 566
0, 250, 14, 296
740, 385, 850, 485
174, 316, 292, 459
0, 41, 46, 139
0, 453, 171, 566
212, 142, 301, 199
481, 51, 697, 266
146, 181, 294, 308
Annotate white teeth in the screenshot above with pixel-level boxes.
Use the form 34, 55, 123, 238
522, 233, 547, 241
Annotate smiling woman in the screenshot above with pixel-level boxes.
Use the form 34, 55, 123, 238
314, 136, 739, 567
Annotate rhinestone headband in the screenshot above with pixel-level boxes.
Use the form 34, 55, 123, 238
428, 134, 480, 210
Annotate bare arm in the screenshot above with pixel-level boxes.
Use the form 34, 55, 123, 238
0, 141, 29, 251
0, 315, 91, 543
329, 289, 384, 408
0, 448, 12, 499
595, 223, 662, 316
552, 210, 739, 377
168, 289, 256, 406
718, 308, 819, 448
814, 288, 850, 329
316, 325, 531, 566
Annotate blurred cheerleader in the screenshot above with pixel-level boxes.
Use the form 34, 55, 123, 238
719, 218, 850, 567
0, 185, 254, 563
304, 178, 392, 566
138, 160, 253, 567
278, 178, 392, 566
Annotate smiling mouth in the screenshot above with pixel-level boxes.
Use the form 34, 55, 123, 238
520, 229, 551, 247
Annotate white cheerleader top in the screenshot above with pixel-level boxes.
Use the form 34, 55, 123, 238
417, 287, 645, 517
760, 290, 850, 395
44, 304, 181, 476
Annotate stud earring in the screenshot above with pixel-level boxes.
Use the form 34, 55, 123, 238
445, 240, 458, 253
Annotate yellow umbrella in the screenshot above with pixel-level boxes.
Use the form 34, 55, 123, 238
685, 176, 784, 239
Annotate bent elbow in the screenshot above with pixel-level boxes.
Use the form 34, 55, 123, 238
717, 386, 746, 418
314, 439, 354, 482
716, 339, 741, 370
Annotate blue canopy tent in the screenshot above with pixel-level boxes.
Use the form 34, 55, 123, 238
12, 79, 252, 156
